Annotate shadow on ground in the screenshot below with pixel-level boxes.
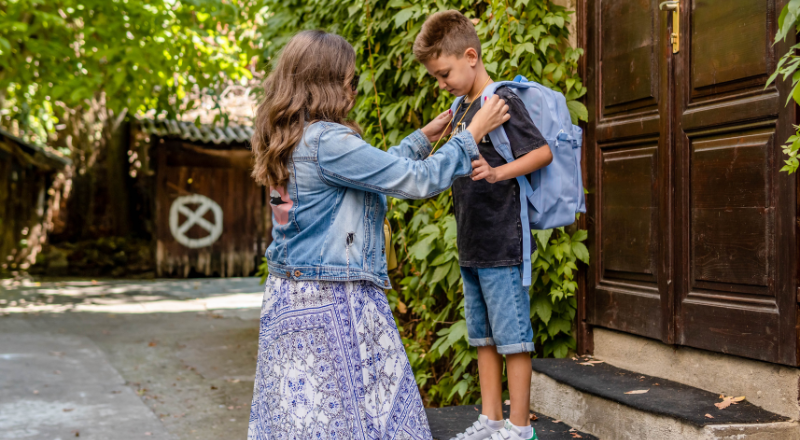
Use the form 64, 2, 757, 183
0, 277, 263, 440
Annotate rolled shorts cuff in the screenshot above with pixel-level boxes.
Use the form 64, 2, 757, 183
468, 337, 495, 347
496, 341, 536, 355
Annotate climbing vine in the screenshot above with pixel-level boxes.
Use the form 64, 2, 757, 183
769, 0, 800, 173
256, 0, 588, 406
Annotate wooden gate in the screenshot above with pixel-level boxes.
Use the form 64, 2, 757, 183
584, 0, 798, 365
147, 120, 270, 278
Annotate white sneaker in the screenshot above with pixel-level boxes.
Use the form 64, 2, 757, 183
449, 414, 502, 440
489, 422, 536, 440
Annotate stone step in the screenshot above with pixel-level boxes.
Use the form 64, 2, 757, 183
529, 357, 800, 440
426, 405, 597, 440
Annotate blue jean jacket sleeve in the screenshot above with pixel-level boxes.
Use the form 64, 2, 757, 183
385, 129, 432, 160
317, 123, 479, 200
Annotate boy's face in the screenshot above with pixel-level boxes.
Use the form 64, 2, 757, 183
422, 48, 479, 97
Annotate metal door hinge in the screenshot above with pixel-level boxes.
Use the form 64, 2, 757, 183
660, 1, 680, 53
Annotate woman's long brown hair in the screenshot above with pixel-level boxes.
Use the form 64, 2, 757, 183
251, 30, 361, 187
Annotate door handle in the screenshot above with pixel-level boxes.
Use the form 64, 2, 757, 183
659, 1, 678, 11
659, 1, 680, 53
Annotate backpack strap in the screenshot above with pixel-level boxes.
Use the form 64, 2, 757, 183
478, 81, 534, 287
449, 96, 464, 119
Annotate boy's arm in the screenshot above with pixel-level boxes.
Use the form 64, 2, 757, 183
471, 146, 552, 183
471, 87, 551, 183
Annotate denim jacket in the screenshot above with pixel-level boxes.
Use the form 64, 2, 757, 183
266, 121, 480, 288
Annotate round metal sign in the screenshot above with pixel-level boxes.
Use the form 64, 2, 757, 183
169, 194, 223, 248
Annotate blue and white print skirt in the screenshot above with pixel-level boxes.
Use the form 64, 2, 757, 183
248, 276, 433, 440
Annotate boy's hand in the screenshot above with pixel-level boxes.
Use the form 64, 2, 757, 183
471, 155, 499, 183
421, 109, 453, 143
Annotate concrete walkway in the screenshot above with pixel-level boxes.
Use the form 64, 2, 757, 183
0, 333, 173, 439
0, 277, 264, 440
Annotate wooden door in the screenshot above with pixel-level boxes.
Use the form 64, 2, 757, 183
585, 0, 674, 343
673, 0, 797, 365
585, 0, 798, 365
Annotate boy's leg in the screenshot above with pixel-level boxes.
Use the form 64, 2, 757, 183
477, 266, 536, 435
476, 346, 503, 421
506, 352, 532, 427
461, 267, 504, 425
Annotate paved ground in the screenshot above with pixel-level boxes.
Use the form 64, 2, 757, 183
0, 277, 593, 440
0, 277, 264, 440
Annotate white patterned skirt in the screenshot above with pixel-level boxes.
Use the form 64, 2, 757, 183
248, 276, 432, 440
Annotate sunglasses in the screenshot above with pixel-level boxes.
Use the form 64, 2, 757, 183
350, 74, 360, 93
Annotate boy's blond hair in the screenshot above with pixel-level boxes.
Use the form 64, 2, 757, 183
413, 10, 481, 62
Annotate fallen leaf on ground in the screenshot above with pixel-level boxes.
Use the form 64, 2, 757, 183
553, 420, 561, 423
63, 408, 73, 412
503, 399, 511, 406
586, 360, 604, 364
571, 434, 582, 439
579, 362, 595, 366
226, 378, 240, 383
33, 390, 39, 394
705, 414, 714, 418
210, 385, 218, 390
148, 341, 157, 347
624, 389, 650, 395
569, 428, 577, 432
529, 413, 538, 421
715, 395, 745, 409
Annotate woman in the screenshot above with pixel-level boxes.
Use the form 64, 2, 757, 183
248, 30, 509, 440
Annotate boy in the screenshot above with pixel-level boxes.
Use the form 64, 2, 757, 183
413, 10, 553, 440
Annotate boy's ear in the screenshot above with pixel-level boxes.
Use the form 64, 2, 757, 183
464, 47, 480, 66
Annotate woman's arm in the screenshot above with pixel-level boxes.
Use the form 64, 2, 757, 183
316, 96, 509, 199
384, 129, 434, 161
316, 124, 479, 200
384, 110, 453, 160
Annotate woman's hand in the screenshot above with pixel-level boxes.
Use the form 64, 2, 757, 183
471, 155, 499, 183
421, 109, 453, 143
468, 95, 509, 144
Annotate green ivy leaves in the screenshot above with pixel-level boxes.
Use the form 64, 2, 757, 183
770, 1, 800, 174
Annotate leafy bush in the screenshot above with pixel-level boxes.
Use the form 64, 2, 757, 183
768, 1, 800, 173
257, 0, 588, 406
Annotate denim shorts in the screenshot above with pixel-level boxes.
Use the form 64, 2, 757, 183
461, 265, 535, 355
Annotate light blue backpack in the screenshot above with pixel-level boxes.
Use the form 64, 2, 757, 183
449, 75, 586, 286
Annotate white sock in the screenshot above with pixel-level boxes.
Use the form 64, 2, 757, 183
511, 422, 533, 439
485, 418, 504, 430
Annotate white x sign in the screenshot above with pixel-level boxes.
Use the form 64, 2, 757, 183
169, 194, 224, 248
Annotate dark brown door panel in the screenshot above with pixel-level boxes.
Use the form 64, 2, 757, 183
586, 0, 797, 364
